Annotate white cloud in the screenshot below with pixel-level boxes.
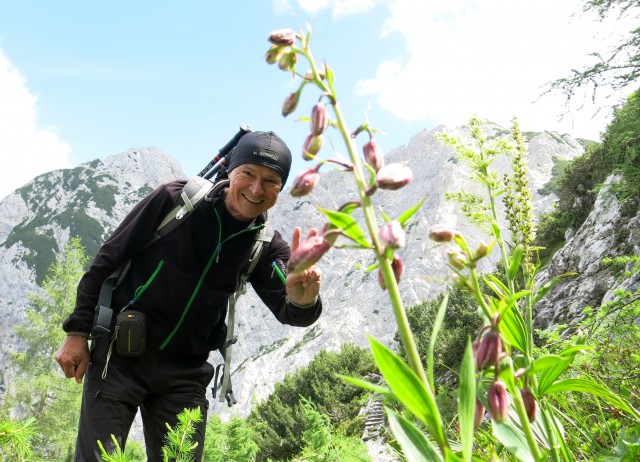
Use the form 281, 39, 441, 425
357, 0, 635, 139
0, 50, 72, 200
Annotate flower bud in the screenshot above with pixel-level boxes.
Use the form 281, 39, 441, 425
268, 29, 296, 46
376, 163, 413, 190
310, 102, 329, 136
265, 46, 285, 65
320, 223, 340, 246
282, 92, 299, 117
363, 139, 384, 171
428, 225, 458, 243
447, 249, 468, 270
379, 221, 405, 249
303, 134, 323, 160
278, 50, 297, 71
451, 273, 468, 288
474, 399, 485, 430
290, 167, 320, 197
288, 235, 331, 275
378, 254, 404, 291
475, 329, 502, 371
474, 241, 490, 259
520, 387, 537, 423
487, 380, 509, 423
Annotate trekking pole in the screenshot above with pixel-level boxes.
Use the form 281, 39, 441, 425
199, 125, 252, 179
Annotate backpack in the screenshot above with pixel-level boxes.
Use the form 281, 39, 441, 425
91, 175, 273, 407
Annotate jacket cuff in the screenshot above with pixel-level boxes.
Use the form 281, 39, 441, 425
286, 295, 319, 309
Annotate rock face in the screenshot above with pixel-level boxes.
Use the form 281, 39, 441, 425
534, 174, 640, 329
0, 147, 184, 387
0, 123, 589, 427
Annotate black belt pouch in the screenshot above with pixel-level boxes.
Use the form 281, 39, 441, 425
115, 310, 146, 357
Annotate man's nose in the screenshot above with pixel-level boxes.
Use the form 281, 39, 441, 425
249, 177, 264, 195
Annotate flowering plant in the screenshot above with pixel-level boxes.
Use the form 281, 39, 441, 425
265, 25, 640, 461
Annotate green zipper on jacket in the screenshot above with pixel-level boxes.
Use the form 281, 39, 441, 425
159, 207, 264, 351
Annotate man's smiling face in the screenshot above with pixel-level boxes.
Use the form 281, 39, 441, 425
224, 163, 282, 221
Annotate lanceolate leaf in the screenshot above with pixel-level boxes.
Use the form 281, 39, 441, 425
492, 421, 536, 462
398, 197, 427, 227
428, 291, 449, 392
317, 207, 371, 248
545, 379, 640, 418
368, 337, 446, 446
507, 245, 524, 281
387, 408, 443, 462
537, 357, 572, 396
500, 303, 528, 354
458, 339, 476, 462
337, 374, 394, 399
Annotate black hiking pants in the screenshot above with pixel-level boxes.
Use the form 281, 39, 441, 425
74, 336, 215, 461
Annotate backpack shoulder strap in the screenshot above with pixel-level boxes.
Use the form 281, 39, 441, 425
215, 222, 274, 407
153, 176, 216, 241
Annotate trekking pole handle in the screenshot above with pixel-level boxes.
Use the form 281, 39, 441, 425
199, 125, 252, 179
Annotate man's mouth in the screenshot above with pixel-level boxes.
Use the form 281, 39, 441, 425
242, 194, 264, 205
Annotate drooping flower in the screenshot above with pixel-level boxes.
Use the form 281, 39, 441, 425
278, 50, 297, 72
282, 92, 299, 117
265, 46, 285, 65
288, 235, 331, 275
487, 380, 509, 423
310, 101, 329, 136
428, 225, 458, 243
379, 220, 406, 249
378, 254, 404, 290
474, 399, 485, 430
268, 29, 296, 46
302, 134, 323, 160
290, 167, 320, 197
520, 387, 538, 423
475, 329, 502, 371
376, 163, 413, 190
363, 139, 384, 171
446, 249, 468, 270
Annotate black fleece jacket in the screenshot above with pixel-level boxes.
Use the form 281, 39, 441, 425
63, 179, 322, 358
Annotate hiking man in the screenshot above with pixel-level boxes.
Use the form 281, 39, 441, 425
56, 130, 323, 461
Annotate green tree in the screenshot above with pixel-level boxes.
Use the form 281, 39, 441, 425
2, 236, 89, 460
247, 344, 376, 461
396, 288, 482, 379
293, 398, 371, 462
203, 414, 259, 462
0, 416, 36, 461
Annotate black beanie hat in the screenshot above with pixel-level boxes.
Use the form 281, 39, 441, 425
227, 131, 292, 185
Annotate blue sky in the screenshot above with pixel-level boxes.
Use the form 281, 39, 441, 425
0, 0, 634, 199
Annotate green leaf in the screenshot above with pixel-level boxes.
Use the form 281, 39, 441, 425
507, 245, 524, 281
428, 292, 449, 392
317, 207, 371, 248
537, 357, 572, 396
492, 421, 536, 462
500, 303, 528, 353
545, 379, 640, 418
386, 408, 443, 462
458, 339, 476, 462
398, 196, 427, 227
484, 274, 509, 298
368, 337, 446, 445
337, 374, 393, 399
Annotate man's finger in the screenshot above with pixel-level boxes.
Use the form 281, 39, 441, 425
291, 227, 302, 252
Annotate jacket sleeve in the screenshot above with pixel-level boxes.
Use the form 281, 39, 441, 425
62, 180, 187, 334
249, 230, 322, 327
